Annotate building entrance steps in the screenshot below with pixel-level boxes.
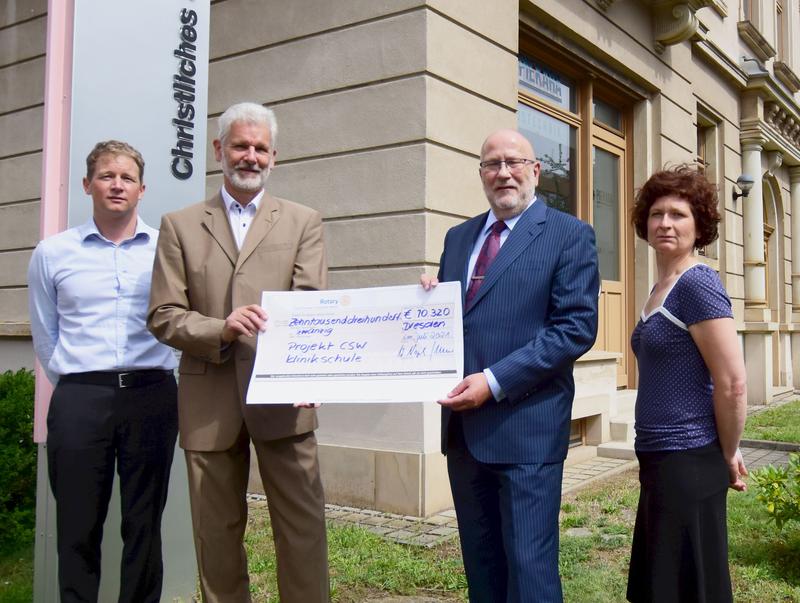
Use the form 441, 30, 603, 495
598, 389, 638, 460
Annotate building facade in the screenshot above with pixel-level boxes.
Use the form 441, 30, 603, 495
2, 0, 799, 516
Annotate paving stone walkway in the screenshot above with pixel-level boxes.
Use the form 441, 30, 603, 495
561, 455, 633, 493
247, 442, 795, 549
248, 455, 636, 548
740, 444, 796, 470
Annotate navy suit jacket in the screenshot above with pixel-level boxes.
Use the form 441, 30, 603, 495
439, 200, 600, 464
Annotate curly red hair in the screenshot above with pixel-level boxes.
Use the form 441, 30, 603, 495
631, 165, 720, 249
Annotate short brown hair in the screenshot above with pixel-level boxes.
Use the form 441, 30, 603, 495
85, 140, 145, 182
631, 165, 720, 249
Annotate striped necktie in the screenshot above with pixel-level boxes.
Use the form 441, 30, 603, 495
465, 220, 506, 308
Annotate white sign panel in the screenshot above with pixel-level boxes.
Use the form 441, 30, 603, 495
247, 283, 464, 404
68, 0, 210, 228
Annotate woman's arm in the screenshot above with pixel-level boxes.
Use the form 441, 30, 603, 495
689, 316, 748, 490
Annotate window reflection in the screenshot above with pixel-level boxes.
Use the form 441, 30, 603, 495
592, 147, 620, 280
518, 102, 577, 215
593, 98, 622, 131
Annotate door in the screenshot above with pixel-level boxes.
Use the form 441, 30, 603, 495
592, 140, 627, 386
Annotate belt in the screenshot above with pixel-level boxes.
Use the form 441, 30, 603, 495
60, 370, 172, 389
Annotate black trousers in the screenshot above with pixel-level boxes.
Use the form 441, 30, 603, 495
46, 373, 178, 603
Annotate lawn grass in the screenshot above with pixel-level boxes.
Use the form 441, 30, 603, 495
559, 472, 637, 602
743, 399, 800, 443
728, 480, 800, 602
245, 505, 467, 601
559, 470, 800, 603
4, 470, 798, 602
243, 469, 799, 602
0, 545, 34, 603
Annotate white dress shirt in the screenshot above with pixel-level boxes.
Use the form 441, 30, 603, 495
221, 185, 264, 250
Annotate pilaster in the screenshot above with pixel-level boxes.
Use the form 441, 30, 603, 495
790, 167, 800, 316
741, 138, 768, 316
745, 328, 773, 404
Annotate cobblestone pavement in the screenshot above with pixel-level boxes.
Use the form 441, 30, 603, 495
741, 444, 796, 470
248, 455, 636, 548
561, 456, 633, 493
247, 443, 795, 549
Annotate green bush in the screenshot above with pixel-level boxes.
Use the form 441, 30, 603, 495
0, 370, 36, 555
752, 452, 800, 530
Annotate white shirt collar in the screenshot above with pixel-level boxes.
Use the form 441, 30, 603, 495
485, 196, 536, 233
221, 185, 264, 212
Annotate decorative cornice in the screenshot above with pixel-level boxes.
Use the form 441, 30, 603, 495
764, 101, 800, 153
652, 2, 709, 53
774, 61, 800, 94
595, 0, 616, 9
693, 38, 748, 88
598, 0, 718, 13
708, 0, 727, 16
596, 1, 714, 51
737, 20, 776, 62
745, 71, 800, 109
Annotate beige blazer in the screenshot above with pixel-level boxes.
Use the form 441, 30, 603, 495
147, 193, 327, 451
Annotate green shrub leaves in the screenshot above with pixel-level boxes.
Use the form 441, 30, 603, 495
0, 370, 36, 555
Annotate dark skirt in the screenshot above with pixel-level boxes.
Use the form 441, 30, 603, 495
626, 442, 733, 603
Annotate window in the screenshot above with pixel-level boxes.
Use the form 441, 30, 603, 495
696, 108, 722, 260
517, 57, 580, 216
568, 419, 585, 448
517, 47, 634, 387
518, 55, 628, 279
518, 104, 578, 215
519, 55, 576, 112
697, 124, 711, 171
594, 98, 623, 132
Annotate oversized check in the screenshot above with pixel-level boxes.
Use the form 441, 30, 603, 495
246, 282, 463, 404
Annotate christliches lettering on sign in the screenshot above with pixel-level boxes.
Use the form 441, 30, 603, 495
170, 8, 199, 180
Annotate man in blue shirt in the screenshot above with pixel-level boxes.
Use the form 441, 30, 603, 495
28, 140, 178, 603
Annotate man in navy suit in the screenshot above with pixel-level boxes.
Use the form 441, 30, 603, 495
422, 129, 599, 602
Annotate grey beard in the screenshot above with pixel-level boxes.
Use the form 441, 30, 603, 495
227, 166, 270, 192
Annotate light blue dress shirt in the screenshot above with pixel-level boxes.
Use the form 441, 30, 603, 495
469, 198, 535, 402
27, 218, 177, 384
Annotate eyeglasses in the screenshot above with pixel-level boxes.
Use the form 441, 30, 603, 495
479, 159, 536, 174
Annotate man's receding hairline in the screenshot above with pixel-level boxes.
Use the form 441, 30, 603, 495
480, 130, 536, 160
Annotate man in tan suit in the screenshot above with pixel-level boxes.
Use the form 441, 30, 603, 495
147, 102, 328, 602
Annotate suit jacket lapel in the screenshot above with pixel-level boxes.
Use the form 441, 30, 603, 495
236, 193, 279, 271
466, 201, 547, 312
201, 194, 238, 266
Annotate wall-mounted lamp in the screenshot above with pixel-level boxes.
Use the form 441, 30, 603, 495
732, 174, 755, 201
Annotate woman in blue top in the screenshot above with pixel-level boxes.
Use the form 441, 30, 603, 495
626, 166, 748, 603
